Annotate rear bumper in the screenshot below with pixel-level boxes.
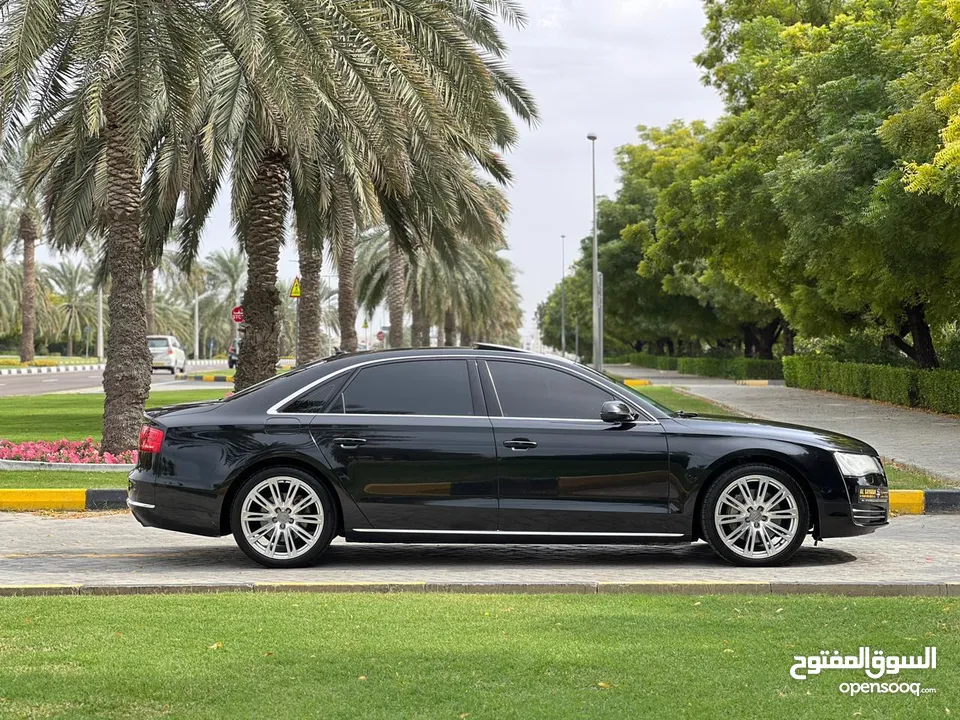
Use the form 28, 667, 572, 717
128, 471, 223, 537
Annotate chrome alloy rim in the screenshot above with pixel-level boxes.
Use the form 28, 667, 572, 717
241, 476, 324, 560
714, 475, 800, 559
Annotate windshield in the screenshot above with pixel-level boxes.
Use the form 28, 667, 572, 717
147, 338, 169, 349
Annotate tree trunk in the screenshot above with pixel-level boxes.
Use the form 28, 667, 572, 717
905, 302, 939, 369
337, 229, 359, 353
67, 335, 74, 357
782, 324, 795, 356
742, 325, 758, 358
100, 102, 152, 453
410, 283, 426, 347
460, 328, 473, 347
234, 151, 287, 391
144, 265, 156, 335
443, 309, 456, 346
296, 229, 323, 363
387, 238, 405, 348
754, 319, 782, 361
18, 214, 37, 363
421, 322, 431, 347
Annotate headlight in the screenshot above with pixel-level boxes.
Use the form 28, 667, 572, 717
833, 452, 883, 477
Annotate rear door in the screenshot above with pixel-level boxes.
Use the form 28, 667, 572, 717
481, 358, 673, 535
310, 358, 499, 531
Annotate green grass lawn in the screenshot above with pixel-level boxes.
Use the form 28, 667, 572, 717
0, 593, 953, 719
0, 470, 127, 489
0, 390, 226, 442
883, 461, 956, 490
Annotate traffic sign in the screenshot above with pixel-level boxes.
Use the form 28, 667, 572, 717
376, 331, 385, 342
232, 305, 244, 323
290, 277, 301, 298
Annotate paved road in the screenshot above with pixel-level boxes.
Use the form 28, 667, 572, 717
0, 363, 228, 397
0, 513, 955, 587
609, 365, 960, 482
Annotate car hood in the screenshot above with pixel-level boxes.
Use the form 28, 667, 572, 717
670, 414, 878, 455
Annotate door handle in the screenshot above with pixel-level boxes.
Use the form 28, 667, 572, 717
334, 437, 366, 449
503, 438, 537, 451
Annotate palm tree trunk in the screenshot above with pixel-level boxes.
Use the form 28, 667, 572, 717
67, 335, 74, 357
410, 283, 426, 347
296, 229, 323, 363
337, 230, 359, 352
144, 265, 156, 335
235, 151, 287, 391
100, 102, 152, 453
460, 327, 473, 347
18, 214, 37, 363
387, 238, 405, 348
443, 309, 456, 346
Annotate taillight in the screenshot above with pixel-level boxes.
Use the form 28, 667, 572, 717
139, 425, 165, 454
167, 348, 174, 355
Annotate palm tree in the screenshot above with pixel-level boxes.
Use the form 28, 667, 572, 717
296, 229, 323, 363
168, 1, 536, 388
0, 143, 42, 362
45, 259, 95, 357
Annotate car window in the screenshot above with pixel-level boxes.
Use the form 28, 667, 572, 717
282, 379, 343, 414
486, 360, 614, 420
337, 360, 473, 416
147, 338, 169, 349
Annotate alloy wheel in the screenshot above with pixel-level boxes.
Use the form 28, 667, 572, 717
240, 476, 325, 561
713, 474, 800, 560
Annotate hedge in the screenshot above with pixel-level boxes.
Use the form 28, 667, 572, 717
628, 354, 782, 379
628, 353, 678, 371
782, 356, 960, 414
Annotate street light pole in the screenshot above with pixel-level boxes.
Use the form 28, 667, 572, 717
560, 234, 566, 357
193, 292, 200, 361
96, 287, 104, 359
587, 133, 600, 371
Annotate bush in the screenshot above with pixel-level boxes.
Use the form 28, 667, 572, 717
604, 355, 631, 365
676, 357, 783, 380
656, 356, 679, 371
628, 353, 659, 369
916, 369, 960, 415
868, 365, 918, 406
28, 358, 59, 367
0, 358, 20, 367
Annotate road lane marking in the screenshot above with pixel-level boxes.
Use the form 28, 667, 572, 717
41, 379, 58, 383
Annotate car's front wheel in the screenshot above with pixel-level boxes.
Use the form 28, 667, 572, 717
231, 467, 337, 568
701, 464, 809, 566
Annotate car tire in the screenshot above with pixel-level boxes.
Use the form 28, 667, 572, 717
700, 463, 809, 567
231, 466, 337, 568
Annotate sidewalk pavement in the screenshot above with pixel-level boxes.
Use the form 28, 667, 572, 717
607, 364, 960, 482
0, 513, 956, 588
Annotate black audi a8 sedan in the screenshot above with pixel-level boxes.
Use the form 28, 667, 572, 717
128, 345, 889, 568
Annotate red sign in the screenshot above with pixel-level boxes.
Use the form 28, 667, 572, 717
376, 331, 385, 342
232, 306, 244, 323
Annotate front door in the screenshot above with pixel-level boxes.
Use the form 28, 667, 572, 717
481, 359, 673, 535
310, 358, 499, 532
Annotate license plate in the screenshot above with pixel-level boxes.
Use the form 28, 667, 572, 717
858, 487, 888, 502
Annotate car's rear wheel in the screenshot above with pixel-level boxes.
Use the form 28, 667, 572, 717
701, 464, 809, 566
231, 467, 337, 568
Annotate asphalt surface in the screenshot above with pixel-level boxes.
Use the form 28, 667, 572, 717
0, 363, 228, 397
0, 513, 955, 587
608, 365, 960, 482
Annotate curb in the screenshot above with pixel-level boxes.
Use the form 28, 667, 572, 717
0, 459, 133, 472
0, 363, 104, 376
0, 581, 958, 597
736, 379, 769, 386
0, 489, 126, 511
624, 378, 652, 388
175, 374, 233, 382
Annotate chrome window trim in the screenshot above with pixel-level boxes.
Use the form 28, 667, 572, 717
483, 361, 504, 416
126, 499, 156, 509
350, 528, 683, 538
266, 353, 659, 424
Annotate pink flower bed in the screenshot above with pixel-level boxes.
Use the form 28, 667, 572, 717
0, 438, 137, 464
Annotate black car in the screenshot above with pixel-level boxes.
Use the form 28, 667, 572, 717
128, 345, 889, 568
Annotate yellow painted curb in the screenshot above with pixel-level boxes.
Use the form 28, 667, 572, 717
624, 379, 652, 388
0, 489, 86, 511
736, 380, 770, 386
889, 490, 924, 515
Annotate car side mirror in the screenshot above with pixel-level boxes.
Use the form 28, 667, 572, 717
600, 400, 635, 424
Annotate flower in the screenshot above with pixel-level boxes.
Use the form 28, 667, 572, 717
0, 439, 137, 464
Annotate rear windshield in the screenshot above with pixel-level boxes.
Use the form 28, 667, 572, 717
223, 356, 336, 401
147, 338, 169, 348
